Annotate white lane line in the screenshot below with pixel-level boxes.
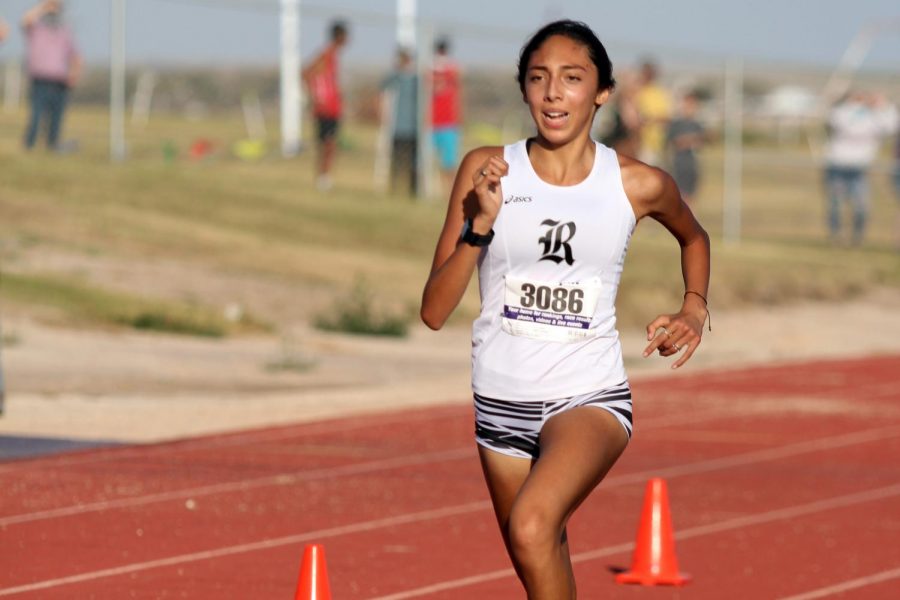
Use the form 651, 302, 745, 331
370, 482, 900, 600
0, 501, 490, 597
0, 403, 768, 526
777, 567, 900, 600
2, 431, 898, 596
0, 407, 467, 474
0, 391, 761, 475
603, 424, 900, 488
4, 422, 898, 529
0, 448, 472, 527
3, 354, 883, 476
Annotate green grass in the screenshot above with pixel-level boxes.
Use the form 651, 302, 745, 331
1, 105, 898, 336
0, 271, 265, 337
616, 228, 898, 328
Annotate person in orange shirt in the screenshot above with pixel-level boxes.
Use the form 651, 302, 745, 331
302, 21, 349, 191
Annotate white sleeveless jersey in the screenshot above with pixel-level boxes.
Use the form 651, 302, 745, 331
471, 139, 636, 401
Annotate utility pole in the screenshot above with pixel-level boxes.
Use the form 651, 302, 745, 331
280, 0, 301, 157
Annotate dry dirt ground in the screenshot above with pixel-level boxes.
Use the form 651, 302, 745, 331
3, 286, 900, 445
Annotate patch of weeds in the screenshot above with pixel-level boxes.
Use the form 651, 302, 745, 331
124, 310, 226, 338
1, 331, 21, 347
265, 338, 316, 373
265, 354, 316, 373
314, 276, 410, 338
0, 272, 265, 338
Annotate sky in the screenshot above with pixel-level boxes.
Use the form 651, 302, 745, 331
0, 0, 899, 73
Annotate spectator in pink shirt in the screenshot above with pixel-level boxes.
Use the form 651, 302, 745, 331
22, 1, 81, 151
0, 18, 9, 43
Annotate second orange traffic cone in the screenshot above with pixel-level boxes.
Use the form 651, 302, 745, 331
615, 478, 690, 586
295, 543, 332, 600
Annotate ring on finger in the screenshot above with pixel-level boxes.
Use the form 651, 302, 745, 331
480, 169, 488, 177
660, 326, 671, 337
672, 342, 680, 351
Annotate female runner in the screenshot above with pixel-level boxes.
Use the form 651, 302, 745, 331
421, 20, 710, 599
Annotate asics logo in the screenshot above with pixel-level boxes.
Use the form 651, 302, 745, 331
504, 195, 532, 204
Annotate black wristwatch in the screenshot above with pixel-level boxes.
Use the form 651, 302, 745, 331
461, 218, 495, 247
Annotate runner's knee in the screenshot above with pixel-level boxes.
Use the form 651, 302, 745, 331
508, 501, 561, 561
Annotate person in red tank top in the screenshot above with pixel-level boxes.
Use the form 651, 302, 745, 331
431, 38, 462, 192
302, 21, 348, 191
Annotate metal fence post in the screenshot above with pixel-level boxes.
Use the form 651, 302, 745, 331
723, 56, 743, 244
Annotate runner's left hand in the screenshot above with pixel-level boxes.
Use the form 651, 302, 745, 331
642, 311, 704, 369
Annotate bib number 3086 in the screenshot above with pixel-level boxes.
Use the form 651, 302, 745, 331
502, 275, 602, 342
519, 283, 584, 314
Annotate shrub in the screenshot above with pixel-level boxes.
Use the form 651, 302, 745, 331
314, 276, 409, 338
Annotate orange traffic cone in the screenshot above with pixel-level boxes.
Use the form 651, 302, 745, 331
615, 478, 690, 586
295, 544, 332, 600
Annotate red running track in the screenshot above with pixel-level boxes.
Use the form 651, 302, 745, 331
1, 355, 899, 599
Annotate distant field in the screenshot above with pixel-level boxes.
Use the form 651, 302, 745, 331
1, 106, 898, 334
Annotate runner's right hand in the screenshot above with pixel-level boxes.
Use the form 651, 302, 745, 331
471, 155, 509, 232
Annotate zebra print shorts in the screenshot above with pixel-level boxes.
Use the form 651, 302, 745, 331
474, 382, 633, 460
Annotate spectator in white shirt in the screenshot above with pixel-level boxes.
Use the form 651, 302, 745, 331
824, 91, 898, 245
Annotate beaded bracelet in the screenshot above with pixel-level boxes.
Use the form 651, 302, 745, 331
684, 290, 711, 332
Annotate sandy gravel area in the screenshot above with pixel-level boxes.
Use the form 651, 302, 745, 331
2, 288, 899, 444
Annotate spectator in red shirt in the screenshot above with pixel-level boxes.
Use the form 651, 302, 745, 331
431, 38, 462, 192
22, 0, 81, 151
302, 20, 349, 192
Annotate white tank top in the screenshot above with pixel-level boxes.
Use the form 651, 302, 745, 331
471, 139, 636, 401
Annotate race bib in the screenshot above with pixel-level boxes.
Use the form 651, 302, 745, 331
501, 275, 602, 343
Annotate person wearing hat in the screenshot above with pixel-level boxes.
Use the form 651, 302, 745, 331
21, 0, 82, 151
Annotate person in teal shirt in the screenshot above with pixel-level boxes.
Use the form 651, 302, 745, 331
381, 48, 419, 196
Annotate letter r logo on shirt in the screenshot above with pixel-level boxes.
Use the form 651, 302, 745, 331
538, 219, 576, 265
